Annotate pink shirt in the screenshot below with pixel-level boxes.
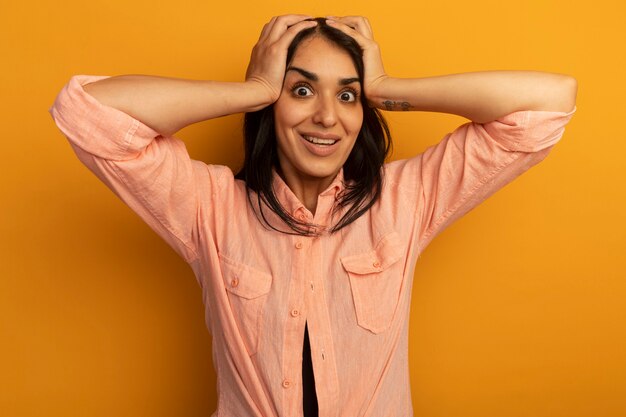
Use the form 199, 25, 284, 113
49, 75, 575, 417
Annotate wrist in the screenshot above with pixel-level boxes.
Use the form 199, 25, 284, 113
365, 75, 396, 110
244, 79, 279, 110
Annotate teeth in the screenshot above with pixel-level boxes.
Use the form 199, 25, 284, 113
303, 135, 337, 145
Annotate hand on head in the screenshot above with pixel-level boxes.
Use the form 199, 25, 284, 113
245, 15, 318, 105
325, 16, 388, 106
245, 15, 388, 108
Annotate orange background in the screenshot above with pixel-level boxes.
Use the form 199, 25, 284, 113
2, 0, 625, 416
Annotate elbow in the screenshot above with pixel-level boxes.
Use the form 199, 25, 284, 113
552, 75, 578, 113
531, 74, 578, 113
562, 75, 578, 112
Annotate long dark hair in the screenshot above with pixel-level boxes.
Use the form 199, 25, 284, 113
235, 18, 392, 236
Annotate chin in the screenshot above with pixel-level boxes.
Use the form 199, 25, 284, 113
300, 166, 340, 181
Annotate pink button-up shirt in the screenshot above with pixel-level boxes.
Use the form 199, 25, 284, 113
49, 75, 575, 417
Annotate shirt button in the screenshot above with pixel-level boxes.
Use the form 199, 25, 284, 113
298, 213, 306, 220
231, 277, 239, 287
290, 309, 300, 317
373, 260, 381, 268
282, 379, 291, 388
295, 242, 303, 249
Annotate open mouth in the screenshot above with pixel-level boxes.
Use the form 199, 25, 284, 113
302, 135, 339, 146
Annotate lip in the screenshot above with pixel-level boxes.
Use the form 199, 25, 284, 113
299, 131, 342, 141
298, 132, 341, 157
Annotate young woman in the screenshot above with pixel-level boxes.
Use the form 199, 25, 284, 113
49, 15, 577, 417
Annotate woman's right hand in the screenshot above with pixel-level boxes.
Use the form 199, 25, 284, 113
245, 15, 318, 105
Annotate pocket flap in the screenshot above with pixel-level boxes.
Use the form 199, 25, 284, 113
219, 253, 272, 299
340, 232, 404, 275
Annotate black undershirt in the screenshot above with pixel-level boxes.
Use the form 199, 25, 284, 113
302, 321, 319, 417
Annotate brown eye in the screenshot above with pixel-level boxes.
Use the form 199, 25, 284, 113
292, 85, 313, 97
339, 90, 357, 102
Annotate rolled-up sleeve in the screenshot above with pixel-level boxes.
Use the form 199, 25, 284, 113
49, 75, 160, 161
388, 106, 576, 251
48, 75, 217, 263
480, 107, 576, 153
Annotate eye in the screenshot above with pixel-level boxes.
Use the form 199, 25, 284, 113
291, 83, 313, 97
338, 89, 358, 103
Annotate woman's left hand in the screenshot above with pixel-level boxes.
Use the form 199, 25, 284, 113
326, 16, 389, 108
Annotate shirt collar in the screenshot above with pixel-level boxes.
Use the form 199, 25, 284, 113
271, 167, 346, 219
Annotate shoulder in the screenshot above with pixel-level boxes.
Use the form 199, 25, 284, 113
382, 156, 424, 191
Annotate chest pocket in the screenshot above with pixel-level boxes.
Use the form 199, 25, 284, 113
340, 232, 405, 334
219, 252, 272, 356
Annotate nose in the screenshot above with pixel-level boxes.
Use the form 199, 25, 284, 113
312, 95, 337, 127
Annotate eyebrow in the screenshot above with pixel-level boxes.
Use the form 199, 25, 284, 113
286, 66, 360, 86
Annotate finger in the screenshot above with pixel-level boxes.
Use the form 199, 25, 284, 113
331, 16, 373, 38
258, 16, 278, 42
260, 15, 311, 43
266, 14, 315, 44
273, 19, 318, 50
330, 16, 369, 27
326, 19, 371, 45
327, 16, 373, 39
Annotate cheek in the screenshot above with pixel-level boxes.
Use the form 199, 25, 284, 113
273, 105, 300, 152
344, 108, 364, 136
274, 100, 308, 129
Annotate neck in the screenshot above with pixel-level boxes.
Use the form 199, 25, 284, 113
276, 168, 339, 215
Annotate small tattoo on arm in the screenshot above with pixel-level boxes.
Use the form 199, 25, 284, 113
382, 100, 412, 111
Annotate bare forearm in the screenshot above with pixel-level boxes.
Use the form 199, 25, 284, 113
83, 75, 273, 137
370, 71, 578, 123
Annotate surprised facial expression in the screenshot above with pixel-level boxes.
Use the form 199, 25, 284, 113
273, 36, 364, 190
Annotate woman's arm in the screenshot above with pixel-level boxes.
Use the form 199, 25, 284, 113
82, 15, 318, 137
365, 71, 577, 123
326, 17, 577, 123
327, 16, 577, 250
82, 77, 273, 137
48, 15, 317, 263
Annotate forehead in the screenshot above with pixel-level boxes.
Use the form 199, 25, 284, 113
288, 36, 358, 78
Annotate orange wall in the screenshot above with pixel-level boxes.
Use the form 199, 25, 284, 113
2, 0, 625, 416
